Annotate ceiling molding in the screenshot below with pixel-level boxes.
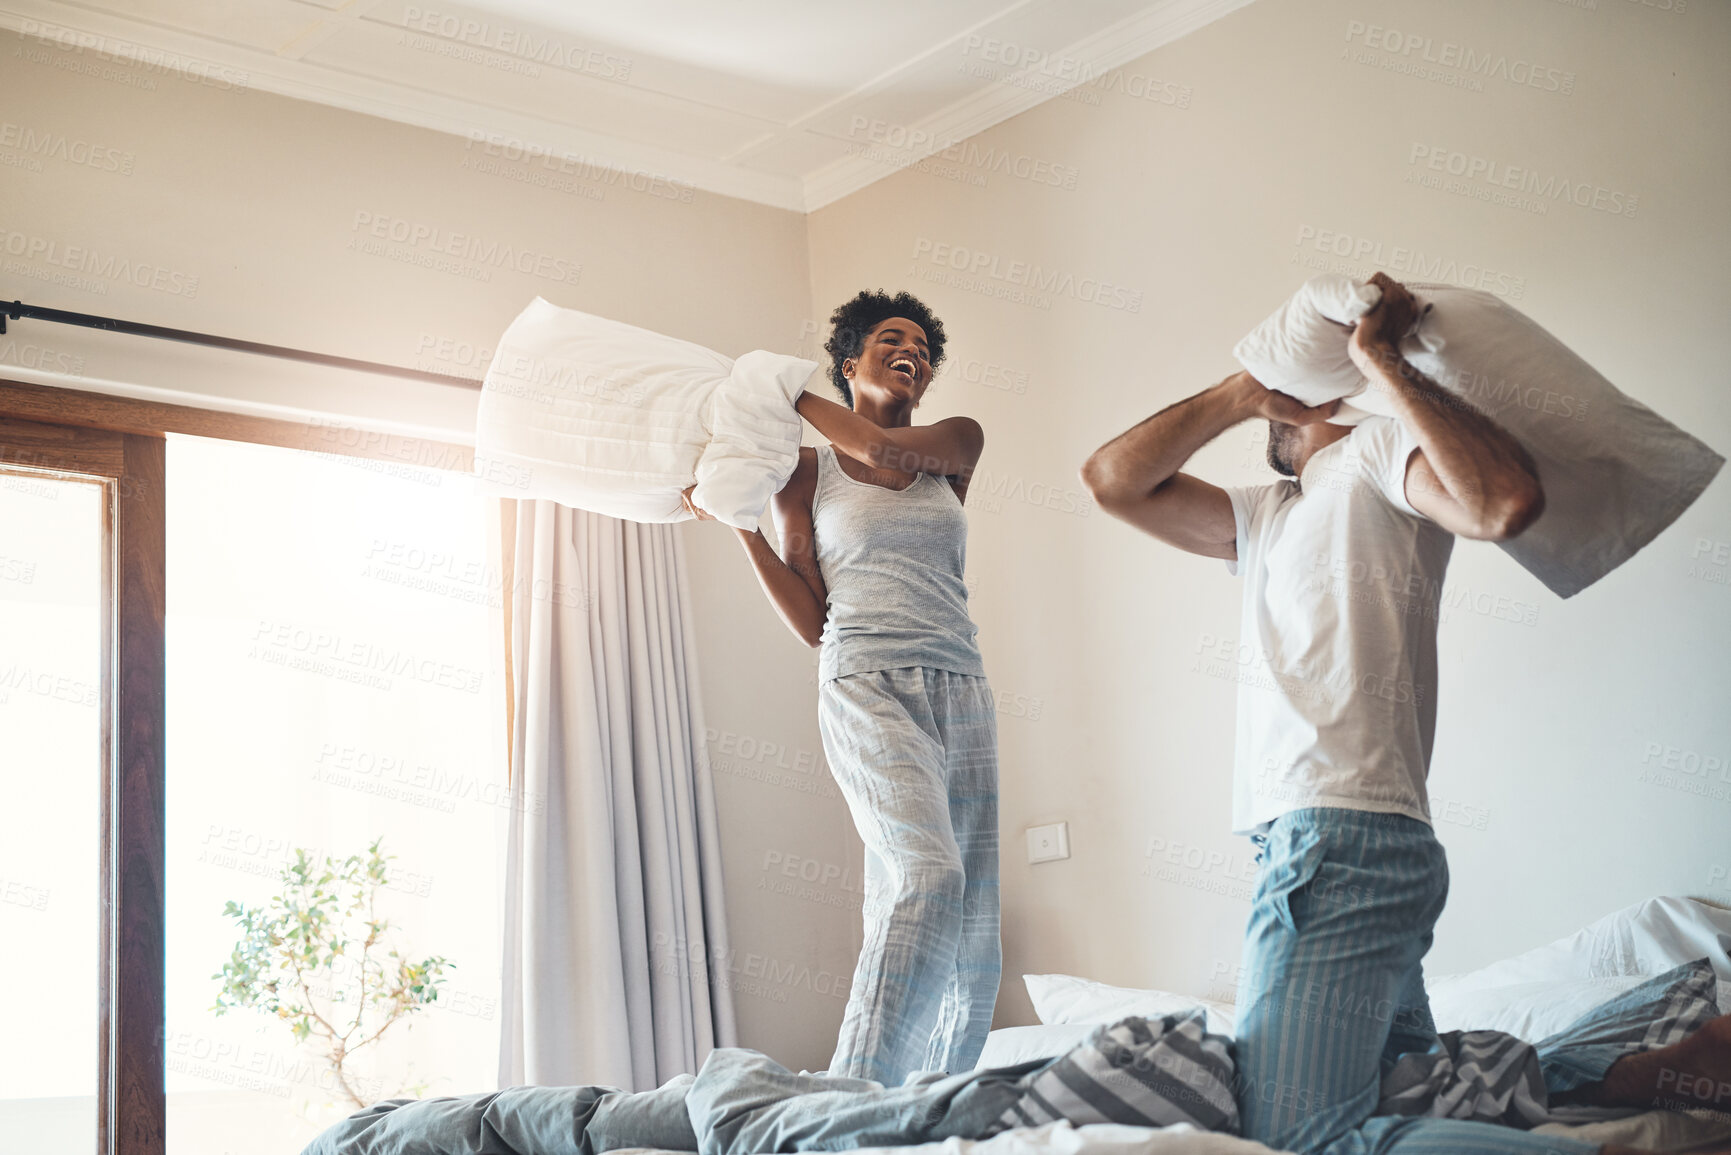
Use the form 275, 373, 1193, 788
800, 0, 1254, 211
0, 0, 813, 209
4, 0, 1255, 215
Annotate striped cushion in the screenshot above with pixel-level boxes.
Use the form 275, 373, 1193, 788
998, 1012, 1240, 1135
1378, 957, 1723, 1127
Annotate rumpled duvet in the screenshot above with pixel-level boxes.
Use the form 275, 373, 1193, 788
300, 959, 1721, 1155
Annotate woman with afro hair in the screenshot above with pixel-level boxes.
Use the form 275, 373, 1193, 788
684, 289, 999, 1085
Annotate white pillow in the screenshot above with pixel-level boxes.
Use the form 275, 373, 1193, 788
474, 298, 814, 531
1428, 975, 1650, 1041
1232, 278, 1725, 598
1232, 273, 1382, 409
1429, 896, 1731, 991
690, 349, 812, 532
1022, 974, 1237, 1036
975, 1023, 1099, 1069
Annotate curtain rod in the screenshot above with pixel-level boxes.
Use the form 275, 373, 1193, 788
2, 300, 484, 390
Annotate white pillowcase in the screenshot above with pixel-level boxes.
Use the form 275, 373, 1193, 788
976, 1023, 1100, 1069
473, 297, 815, 531
1232, 274, 1382, 409
1233, 277, 1725, 598
1428, 895, 1731, 1036
1023, 974, 1238, 1037
1428, 975, 1650, 1041
1428, 895, 1731, 990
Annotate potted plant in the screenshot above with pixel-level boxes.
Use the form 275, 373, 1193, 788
212, 838, 451, 1107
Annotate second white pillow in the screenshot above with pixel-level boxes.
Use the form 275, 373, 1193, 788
1022, 973, 1238, 1036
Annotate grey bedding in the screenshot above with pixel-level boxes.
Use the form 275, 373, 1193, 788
301, 959, 1721, 1155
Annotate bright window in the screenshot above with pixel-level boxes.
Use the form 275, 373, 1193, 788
0, 471, 104, 1155
163, 435, 504, 1154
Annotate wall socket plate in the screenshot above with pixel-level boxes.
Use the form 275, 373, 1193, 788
1026, 821, 1070, 864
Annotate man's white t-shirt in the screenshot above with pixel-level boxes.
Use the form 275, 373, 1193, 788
1221, 418, 1455, 835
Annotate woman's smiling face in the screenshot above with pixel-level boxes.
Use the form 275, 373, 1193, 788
849, 317, 932, 407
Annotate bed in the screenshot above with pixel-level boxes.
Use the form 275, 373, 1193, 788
308, 897, 1731, 1155
970, 896, 1731, 1155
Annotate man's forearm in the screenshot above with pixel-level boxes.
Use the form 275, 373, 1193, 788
1358, 344, 1543, 527
1082, 373, 1259, 507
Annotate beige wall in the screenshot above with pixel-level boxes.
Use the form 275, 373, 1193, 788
806, 0, 1731, 1031
6, 0, 1728, 1077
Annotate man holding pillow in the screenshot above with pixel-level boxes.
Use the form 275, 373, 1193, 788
1078, 272, 1585, 1154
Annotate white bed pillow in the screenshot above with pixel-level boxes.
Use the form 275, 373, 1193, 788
473, 298, 814, 531
689, 349, 812, 532
976, 1023, 1101, 1069
1428, 975, 1650, 1040
1022, 974, 1237, 1036
1429, 896, 1731, 991
1232, 274, 1382, 409
1233, 278, 1724, 597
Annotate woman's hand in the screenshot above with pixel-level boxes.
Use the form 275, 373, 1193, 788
680, 485, 716, 521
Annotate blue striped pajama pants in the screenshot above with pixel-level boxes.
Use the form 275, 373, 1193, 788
1235, 807, 1608, 1155
818, 667, 1002, 1087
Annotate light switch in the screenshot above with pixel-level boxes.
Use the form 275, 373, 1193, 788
1026, 821, 1070, 865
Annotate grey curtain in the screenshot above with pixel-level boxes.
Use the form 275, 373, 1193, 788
497, 499, 736, 1091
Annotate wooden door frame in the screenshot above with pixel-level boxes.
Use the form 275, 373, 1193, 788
0, 377, 471, 1155
0, 414, 164, 1155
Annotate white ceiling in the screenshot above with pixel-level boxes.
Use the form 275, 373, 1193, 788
4, 0, 1252, 211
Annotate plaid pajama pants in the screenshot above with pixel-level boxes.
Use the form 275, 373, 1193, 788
1235, 806, 1610, 1155
818, 666, 1001, 1086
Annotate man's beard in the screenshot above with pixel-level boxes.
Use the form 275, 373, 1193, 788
1266, 420, 1300, 477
